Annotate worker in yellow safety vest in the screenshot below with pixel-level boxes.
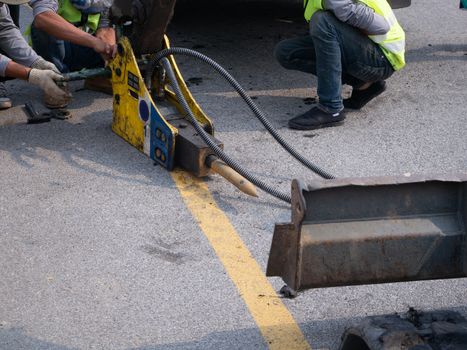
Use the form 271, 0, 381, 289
28, 0, 116, 105
275, 0, 405, 130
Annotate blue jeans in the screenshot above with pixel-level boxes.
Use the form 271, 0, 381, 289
275, 11, 394, 113
31, 24, 104, 73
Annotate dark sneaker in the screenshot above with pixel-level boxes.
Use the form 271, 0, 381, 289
288, 106, 345, 130
344, 80, 386, 110
0, 82, 12, 110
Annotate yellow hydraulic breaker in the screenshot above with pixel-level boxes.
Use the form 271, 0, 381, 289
107, 36, 256, 195
109, 36, 215, 171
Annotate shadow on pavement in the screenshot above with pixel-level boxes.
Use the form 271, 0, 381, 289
0, 327, 77, 350
0, 109, 169, 188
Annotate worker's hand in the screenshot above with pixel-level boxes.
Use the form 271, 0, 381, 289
28, 69, 71, 104
96, 27, 116, 47
31, 58, 61, 74
92, 35, 117, 63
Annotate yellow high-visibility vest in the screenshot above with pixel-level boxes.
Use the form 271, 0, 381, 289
303, 0, 405, 71
58, 0, 101, 33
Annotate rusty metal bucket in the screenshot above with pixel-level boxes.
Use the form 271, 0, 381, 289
266, 175, 467, 292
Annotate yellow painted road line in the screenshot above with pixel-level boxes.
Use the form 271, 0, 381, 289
172, 170, 311, 350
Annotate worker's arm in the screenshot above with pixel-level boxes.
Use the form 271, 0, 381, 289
323, 0, 390, 35
0, 5, 40, 67
4, 60, 31, 80
34, 11, 113, 57
3, 59, 69, 104
30, 0, 114, 57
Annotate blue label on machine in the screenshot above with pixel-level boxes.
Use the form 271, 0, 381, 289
149, 104, 174, 170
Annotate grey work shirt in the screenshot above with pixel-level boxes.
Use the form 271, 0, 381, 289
29, 0, 111, 29
321, 0, 390, 35
0, 4, 39, 77
29, 0, 58, 17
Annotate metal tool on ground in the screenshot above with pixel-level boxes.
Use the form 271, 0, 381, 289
24, 102, 71, 124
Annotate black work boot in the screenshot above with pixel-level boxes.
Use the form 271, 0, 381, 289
344, 81, 386, 110
288, 106, 345, 130
0, 82, 12, 110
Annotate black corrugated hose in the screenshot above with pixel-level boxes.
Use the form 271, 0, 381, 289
148, 48, 335, 179
149, 48, 336, 202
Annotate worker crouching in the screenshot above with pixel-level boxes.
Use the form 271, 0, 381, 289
0, 0, 70, 110
275, 0, 406, 130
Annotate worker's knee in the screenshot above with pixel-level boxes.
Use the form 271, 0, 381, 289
309, 11, 335, 37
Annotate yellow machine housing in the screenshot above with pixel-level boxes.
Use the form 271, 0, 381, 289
109, 37, 214, 170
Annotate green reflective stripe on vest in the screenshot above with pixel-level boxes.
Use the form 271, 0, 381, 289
58, 0, 100, 33
303, 0, 406, 71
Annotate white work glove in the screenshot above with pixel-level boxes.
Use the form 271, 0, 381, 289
28, 69, 71, 104
31, 58, 61, 74
31, 60, 72, 107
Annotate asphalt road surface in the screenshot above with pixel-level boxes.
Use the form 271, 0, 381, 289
1, 1, 466, 349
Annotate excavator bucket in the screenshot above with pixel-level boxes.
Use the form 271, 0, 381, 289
266, 175, 467, 292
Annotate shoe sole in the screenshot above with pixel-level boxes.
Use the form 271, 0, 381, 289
288, 120, 345, 130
